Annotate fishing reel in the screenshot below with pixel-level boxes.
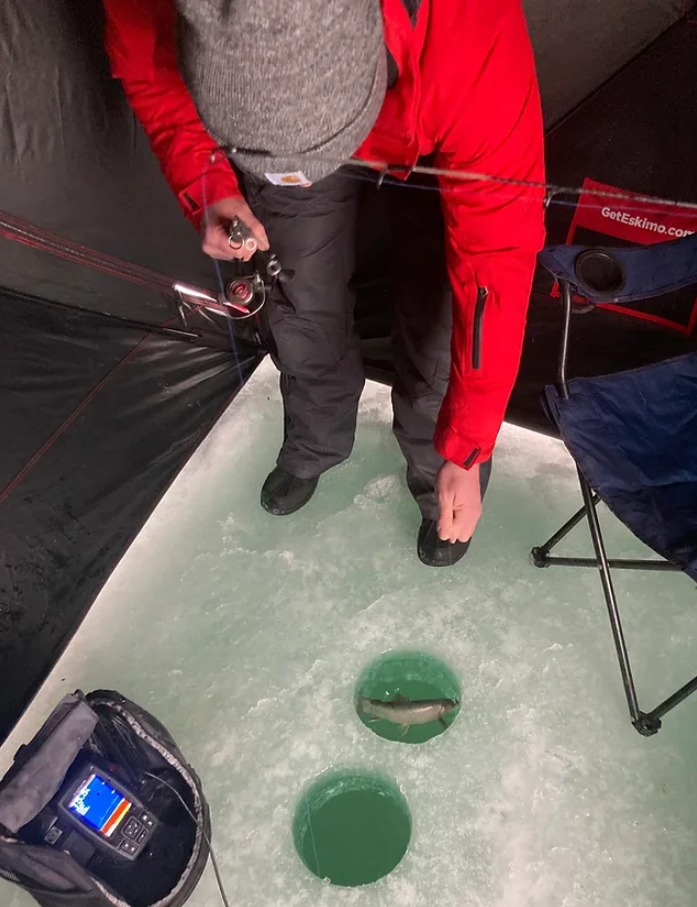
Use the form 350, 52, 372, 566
216, 215, 291, 320
173, 215, 293, 349
174, 248, 292, 333
218, 251, 288, 321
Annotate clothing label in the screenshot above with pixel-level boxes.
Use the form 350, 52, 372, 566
264, 171, 312, 187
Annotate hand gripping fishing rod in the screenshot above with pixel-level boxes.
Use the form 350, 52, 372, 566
0, 207, 291, 338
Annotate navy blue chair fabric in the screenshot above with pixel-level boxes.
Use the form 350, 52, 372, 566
536, 234, 697, 732
539, 230, 697, 303
544, 353, 697, 581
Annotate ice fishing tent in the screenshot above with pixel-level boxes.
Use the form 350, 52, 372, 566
1, 0, 697, 743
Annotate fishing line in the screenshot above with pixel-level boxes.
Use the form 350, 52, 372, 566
148, 767, 322, 898
141, 770, 231, 907
304, 795, 322, 881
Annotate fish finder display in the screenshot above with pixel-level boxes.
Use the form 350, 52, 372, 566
67, 773, 132, 838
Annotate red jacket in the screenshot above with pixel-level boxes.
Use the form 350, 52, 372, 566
102, 0, 545, 468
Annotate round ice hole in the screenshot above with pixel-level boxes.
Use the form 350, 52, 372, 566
293, 770, 411, 887
355, 650, 461, 744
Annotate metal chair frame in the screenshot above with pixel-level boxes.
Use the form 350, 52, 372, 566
531, 280, 697, 736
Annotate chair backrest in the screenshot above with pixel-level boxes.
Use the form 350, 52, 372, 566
544, 351, 697, 580
538, 231, 697, 304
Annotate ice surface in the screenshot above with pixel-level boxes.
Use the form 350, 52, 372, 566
2, 359, 697, 907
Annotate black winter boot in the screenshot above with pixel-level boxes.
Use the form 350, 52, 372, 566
417, 520, 471, 568
417, 457, 493, 568
261, 467, 319, 516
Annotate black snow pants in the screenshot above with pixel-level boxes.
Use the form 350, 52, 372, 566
240, 167, 455, 521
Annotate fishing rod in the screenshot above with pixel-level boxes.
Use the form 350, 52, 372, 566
220, 145, 697, 219
4, 143, 695, 338
0, 208, 286, 331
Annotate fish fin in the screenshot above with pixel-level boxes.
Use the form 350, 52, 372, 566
400, 724, 410, 738
393, 693, 410, 705
369, 717, 381, 724
438, 716, 448, 731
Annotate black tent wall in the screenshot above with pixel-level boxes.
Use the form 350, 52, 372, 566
1, 2, 696, 743
0, 290, 260, 739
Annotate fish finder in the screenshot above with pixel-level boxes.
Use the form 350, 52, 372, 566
22, 757, 160, 862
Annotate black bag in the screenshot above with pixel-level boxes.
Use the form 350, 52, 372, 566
0, 691, 211, 907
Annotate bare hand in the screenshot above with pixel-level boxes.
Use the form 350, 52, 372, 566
436, 461, 482, 543
201, 196, 269, 262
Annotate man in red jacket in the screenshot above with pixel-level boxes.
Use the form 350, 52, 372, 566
102, 0, 545, 567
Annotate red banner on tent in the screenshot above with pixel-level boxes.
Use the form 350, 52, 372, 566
562, 177, 697, 334
571, 177, 697, 245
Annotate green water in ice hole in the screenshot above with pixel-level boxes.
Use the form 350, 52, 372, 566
293, 770, 411, 887
355, 650, 462, 743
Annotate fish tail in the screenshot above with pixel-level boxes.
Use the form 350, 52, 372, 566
355, 695, 368, 714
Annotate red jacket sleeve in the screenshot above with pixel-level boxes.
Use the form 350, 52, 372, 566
101, 0, 241, 230
432, 0, 546, 468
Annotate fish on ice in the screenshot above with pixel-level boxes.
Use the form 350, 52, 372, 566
356, 693, 459, 735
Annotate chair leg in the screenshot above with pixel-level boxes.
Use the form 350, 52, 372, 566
534, 279, 670, 735
576, 470, 662, 736
531, 494, 599, 566
532, 500, 680, 572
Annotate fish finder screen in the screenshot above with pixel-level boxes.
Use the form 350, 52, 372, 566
67, 773, 132, 837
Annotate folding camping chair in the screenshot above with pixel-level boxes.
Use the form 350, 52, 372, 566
531, 232, 697, 736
